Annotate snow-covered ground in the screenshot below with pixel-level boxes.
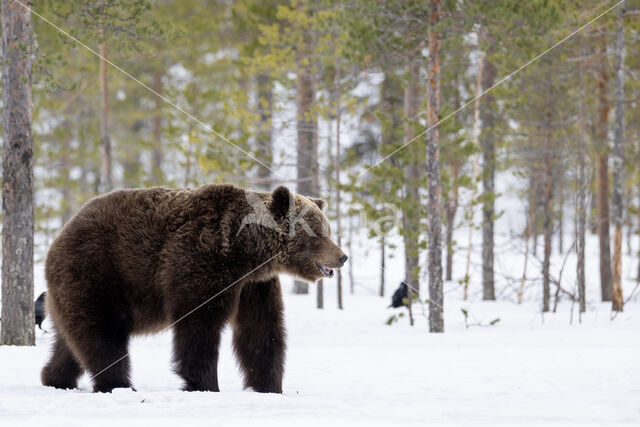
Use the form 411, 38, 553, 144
1, 272, 638, 426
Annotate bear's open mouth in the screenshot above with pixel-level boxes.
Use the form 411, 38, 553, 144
317, 262, 334, 278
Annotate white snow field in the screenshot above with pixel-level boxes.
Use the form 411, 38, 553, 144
0, 271, 638, 426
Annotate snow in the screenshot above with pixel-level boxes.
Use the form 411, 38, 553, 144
1, 271, 639, 426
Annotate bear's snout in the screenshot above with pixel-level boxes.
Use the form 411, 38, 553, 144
325, 244, 347, 269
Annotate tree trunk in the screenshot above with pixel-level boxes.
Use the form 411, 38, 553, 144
378, 69, 400, 299
256, 73, 273, 191
310, 9, 322, 308
122, 153, 141, 188
426, 0, 444, 333
335, 66, 343, 310
597, 151, 613, 302
316, 279, 323, 309
542, 74, 554, 313
519, 174, 536, 305
445, 164, 459, 281
294, 16, 317, 296
348, 214, 355, 295
626, 201, 633, 256
61, 120, 73, 224
557, 188, 563, 254
184, 125, 193, 187
464, 55, 483, 300
611, 2, 626, 312
589, 171, 598, 234
577, 40, 587, 315
403, 59, 421, 302
99, 40, 112, 192
480, 55, 497, 301
597, 37, 613, 302
445, 73, 462, 283
152, 70, 163, 186
1, 0, 35, 346
123, 120, 143, 187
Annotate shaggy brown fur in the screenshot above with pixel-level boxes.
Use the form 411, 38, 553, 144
41, 184, 346, 393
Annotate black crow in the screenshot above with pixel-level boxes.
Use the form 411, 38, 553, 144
35, 292, 46, 330
389, 282, 409, 308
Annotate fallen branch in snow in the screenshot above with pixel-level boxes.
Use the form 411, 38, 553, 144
461, 308, 500, 328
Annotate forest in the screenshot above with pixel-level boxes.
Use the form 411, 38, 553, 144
0, 0, 639, 424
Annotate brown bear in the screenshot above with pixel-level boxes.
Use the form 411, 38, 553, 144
41, 184, 347, 393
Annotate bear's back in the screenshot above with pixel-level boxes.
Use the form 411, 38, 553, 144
46, 188, 186, 291
46, 185, 251, 287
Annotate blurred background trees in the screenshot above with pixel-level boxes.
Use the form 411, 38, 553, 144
2, 0, 639, 339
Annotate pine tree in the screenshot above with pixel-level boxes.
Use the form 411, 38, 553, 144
596, 34, 613, 302
611, 1, 627, 312
426, 0, 444, 333
1, 0, 35, 346
480, 54, 497, 301
577, 36, 588, 316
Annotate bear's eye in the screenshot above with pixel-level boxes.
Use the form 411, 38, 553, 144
308, 236, 323, 249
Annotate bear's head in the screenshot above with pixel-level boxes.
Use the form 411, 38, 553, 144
269, 186, 347, 282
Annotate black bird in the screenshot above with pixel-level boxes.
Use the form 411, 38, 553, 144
389, 282, 409, 308
35, 292, 47, 330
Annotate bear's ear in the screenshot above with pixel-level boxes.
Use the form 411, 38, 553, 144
308, 197, 326, 211
270, 186, 292, 218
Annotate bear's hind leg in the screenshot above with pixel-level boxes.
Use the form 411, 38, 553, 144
41, 332, 83, 389
58, 294, 134, 392
232, 277, 286, 393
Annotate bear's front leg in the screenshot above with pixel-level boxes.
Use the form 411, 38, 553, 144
172, 313, 224, 392
232, 277, 286, 393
